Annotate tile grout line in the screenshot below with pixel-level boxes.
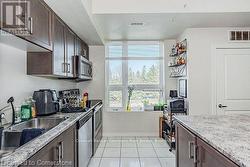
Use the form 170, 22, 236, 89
152, 143, 163, 167
136, 136, 142, 167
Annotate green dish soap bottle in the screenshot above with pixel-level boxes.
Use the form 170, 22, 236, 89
21, 100, 32, 121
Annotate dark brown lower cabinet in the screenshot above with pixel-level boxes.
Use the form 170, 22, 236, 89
176, 123, 197, 167
20, 125, 76, 167
196, 138, 238, 167
176, 123, 239, 167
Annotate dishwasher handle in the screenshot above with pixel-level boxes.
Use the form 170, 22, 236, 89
78, 112, 93, 129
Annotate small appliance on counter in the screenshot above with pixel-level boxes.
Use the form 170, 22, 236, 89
59, 89, 88, 113
33, 89, 59, 116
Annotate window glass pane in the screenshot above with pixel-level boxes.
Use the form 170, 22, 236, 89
108, 45, 122, 57
109, 60, 122, 85
109, 91, 122, 108
128, 45, 160, 57
128, 60, 160, 84
130, 90, 161, 111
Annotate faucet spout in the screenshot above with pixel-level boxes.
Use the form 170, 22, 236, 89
7, 97, 15, 125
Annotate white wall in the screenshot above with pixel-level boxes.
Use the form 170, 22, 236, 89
0, 43, 76, 123
178, 28, 250, 115
77, 46, 106, 100
78, 41, 176, 136
92, 0, 250, 14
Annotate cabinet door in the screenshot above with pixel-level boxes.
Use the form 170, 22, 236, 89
65, 28, 75, 77
176, 123, 197, 167
20, 137, 58, 167
197, 138, 238, 167
53, 14, 66, 77
75, 37, 82, 56
25, 0, 52, 50
59, 125, 76, 166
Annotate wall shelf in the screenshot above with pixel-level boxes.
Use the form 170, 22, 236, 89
168, 39, 187, 78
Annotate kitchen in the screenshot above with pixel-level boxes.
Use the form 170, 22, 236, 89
1, 0, 250, 167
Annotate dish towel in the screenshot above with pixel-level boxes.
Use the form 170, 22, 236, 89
20, 128, 45, 146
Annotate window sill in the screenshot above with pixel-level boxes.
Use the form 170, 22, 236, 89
105, 110, 163, 113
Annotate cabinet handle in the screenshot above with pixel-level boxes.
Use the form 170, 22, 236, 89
193, 144, 197, 164
57, 142, 63, 165
188, 141, 194, 159
57, 143, 62, 164
60, 141, 64, 160
29, 17, 33, 34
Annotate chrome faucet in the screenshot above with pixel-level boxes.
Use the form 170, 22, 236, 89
7, 97, 15, 125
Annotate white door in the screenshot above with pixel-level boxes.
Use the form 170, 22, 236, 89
216, 48, 250, 114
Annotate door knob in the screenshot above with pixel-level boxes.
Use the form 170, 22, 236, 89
218, 104, 227, 108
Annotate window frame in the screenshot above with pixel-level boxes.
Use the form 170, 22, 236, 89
105, 41, 165, 112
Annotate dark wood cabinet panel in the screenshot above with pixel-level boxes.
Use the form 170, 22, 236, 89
75, 37, 82, 56
53, 14, 66, 76
82, 41, 89, 60
176, 123, 240, 167
75, 36, 89, 60
65, 28, 75, 77
20, 125, 76, 167
60, 125, 76, 166
176, 123, 197, 167
197, 138, 238, 167
24, 0, 52, 50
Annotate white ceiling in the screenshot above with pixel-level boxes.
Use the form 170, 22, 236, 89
43, 0, 250, 44
44, 0, 103, 45
93, 12, 250, 41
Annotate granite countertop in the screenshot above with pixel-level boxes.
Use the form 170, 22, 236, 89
175, 114, 250, 167
0, 100, 102, 167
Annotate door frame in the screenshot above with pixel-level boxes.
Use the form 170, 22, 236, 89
211, 44, 250, 115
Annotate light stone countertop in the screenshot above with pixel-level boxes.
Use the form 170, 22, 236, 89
0, 101, 101, 167
175, 114, 250, 167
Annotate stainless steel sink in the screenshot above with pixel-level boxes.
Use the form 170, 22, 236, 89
7, 117, 66, 132
1, 117, 67, 153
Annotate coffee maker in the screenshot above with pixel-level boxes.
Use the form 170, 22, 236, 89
33, 89, 59, 116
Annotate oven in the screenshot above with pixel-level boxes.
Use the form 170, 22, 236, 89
73, 55, 92, 81
92, 103, 103, 154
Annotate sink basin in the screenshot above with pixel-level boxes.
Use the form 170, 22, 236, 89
1, 117, 67, 152
7, 117, 66, 132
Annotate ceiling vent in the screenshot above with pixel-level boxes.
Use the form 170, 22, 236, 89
130, 22, 144, 26
229, 30, 250, 42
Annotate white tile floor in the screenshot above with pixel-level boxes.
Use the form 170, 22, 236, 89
88, 136, 175, 167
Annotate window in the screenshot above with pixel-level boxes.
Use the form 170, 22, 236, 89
105, 41, 164, 112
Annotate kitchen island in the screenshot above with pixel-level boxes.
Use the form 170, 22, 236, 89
0, 100, 102, 167
175, 114, 250, 167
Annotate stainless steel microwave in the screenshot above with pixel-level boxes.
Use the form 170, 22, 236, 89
73, 55, 92, 81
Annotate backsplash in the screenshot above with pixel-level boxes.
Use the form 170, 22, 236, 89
0, 43, 76, 123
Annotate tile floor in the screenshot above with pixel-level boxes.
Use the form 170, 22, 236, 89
88, 136, 175, 167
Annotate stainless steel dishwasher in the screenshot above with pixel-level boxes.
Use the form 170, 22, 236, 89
78, 112, 93, 167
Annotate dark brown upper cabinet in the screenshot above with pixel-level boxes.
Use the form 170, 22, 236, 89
65, 28, 75, 77
24, 0, 52, 50
75, 36, 89, 60
53, 14, 66, 76
27, 14, 75, 78
0, 0, 52, 51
